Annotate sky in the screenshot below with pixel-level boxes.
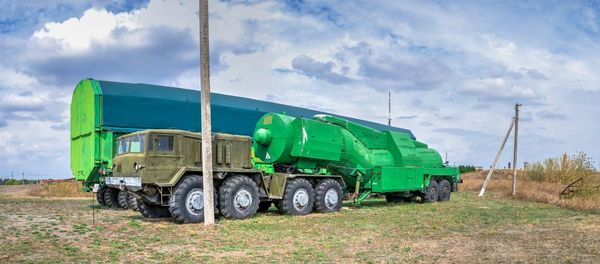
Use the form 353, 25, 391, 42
0, 0, 599, 179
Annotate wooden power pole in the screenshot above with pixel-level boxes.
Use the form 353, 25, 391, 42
479, 103, 521, 197
512, 104, 521, 196
199, 0, 215, 225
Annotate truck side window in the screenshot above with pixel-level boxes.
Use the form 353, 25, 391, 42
156, 135, 174, 152
130, 134, 145, 153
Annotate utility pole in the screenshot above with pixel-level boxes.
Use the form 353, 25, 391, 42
22, 172, 25, 185
512, 103, 521, 197
479, 103, 522, 197
388, 90, 392, 126
199, 0, 215, 226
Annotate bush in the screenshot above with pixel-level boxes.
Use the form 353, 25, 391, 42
527, 152, 596, 185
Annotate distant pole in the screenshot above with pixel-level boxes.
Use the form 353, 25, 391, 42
512, 103, 521, 197
388, 90, 392, 126
200, 0, 215, 226
22, 172, 24, 185
479, 118, 515, 197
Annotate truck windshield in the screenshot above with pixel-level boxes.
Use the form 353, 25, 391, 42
117, 134, 146, 155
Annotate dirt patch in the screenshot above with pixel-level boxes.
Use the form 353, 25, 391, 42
0, 182, 92, 199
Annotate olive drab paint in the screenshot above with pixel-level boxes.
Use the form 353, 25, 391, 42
108, 129, 344, 207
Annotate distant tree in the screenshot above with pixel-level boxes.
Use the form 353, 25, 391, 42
4, 179, 19, 185
459, 165, 477, 173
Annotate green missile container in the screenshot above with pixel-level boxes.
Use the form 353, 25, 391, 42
253, 113, 459, 196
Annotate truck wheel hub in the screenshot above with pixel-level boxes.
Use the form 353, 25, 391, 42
186, 188, 204, 214
293, 188, 309, 210
234, 189, 252, 210
324, 189, 339, 208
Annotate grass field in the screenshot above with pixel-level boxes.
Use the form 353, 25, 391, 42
1, 186, 599, 263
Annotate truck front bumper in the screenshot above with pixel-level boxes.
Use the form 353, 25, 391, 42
105, 176, 142, 191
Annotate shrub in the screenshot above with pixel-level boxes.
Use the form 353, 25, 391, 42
527, 152, 596, 185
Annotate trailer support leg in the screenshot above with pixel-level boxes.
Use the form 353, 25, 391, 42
354, 190, 372, 207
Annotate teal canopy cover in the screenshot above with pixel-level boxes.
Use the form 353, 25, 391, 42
97, 80, 415, 138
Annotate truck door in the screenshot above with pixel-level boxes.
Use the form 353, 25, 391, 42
149, 133, 182, 182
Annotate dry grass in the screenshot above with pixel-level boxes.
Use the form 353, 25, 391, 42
27, 180, 92, 198
1, 190, 599, 263
462, 170, 600, 213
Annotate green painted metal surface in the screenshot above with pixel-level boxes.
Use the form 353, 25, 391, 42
70, 80, 114, 185
253, 113, 460, 194
70, 79, 415, 189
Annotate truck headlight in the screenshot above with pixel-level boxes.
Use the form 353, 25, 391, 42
133, 163, 144, 172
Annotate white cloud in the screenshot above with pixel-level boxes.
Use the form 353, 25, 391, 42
32, 8, 126, 51
2, 0, 600, 178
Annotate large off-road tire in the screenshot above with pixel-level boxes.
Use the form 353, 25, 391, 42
138, 200, 171, 218
422, 180, 439, 203
169, 175, 210, 224
277, 178, 314, 215
118, 190, 130, 209
314, 179, 343, 213
257, 201, 273, 212
219, 175, 260, 219
438, 179, 451, 202
104, 187, 121, 209
128, 195, 139, 211
96, 186, 107, 206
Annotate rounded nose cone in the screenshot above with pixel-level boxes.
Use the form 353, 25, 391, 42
254, 128, 272, 146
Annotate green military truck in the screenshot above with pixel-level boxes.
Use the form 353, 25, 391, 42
106, 129, 346, 223
107, 112, 460, 224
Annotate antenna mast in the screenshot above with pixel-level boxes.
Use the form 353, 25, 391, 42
388, 90, 391, 126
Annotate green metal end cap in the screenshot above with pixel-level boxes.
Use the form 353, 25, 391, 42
254, 128, 272, 146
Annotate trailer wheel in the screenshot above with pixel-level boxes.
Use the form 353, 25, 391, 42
128, 195, 139, 211
96, 186, 107, 206
219, 175, 260, 219
278, 178, 314, 215
104, 187, 121, 209
314, 179, 342, 213
138, 200, 171, 218
257, 201, 272, 212
118, 190, 130, 209
403, 195, 417, 203
169, 175, 214, 224
438, 179, 451, 202
422, 180, 439, 203
384, 193, 404, 203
